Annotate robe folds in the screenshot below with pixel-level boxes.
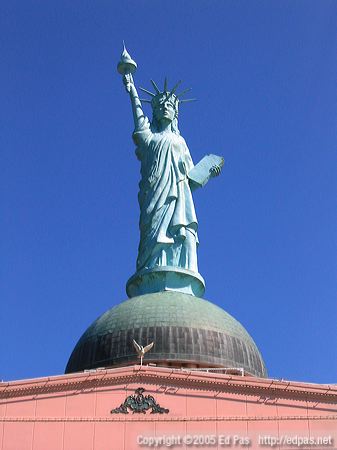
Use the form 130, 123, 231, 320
133, 119, 199, 272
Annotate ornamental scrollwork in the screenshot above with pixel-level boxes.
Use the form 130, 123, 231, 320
110, 387, 169, 414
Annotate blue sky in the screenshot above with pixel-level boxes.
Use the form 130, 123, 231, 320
1, 1, 336, 383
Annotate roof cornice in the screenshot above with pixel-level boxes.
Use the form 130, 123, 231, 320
1, 366, 336, 403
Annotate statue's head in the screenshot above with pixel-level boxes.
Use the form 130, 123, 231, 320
139, 79, 195, 134
152, 92, 178, 124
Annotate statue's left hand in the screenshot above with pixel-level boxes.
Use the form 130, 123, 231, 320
210, 165, 221, 177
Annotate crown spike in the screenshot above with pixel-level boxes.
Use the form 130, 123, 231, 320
177, 88, 192, 98
139, 99, 152, 103
179, 98, 196, 103
164, 77, 168, 92
139, 87, 155, 97
170, 80, 182, 96
150, 79, 160, 94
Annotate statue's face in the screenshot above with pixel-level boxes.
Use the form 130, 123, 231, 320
153, 96, 176, 123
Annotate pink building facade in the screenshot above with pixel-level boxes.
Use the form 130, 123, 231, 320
1, 365, 336, 450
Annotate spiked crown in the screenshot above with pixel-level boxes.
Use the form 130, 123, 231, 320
139, 78, 196, 113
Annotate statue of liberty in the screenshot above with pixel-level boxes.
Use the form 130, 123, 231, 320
118, 45, 223, 298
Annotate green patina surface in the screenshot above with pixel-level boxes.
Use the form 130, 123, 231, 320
80, 292, 257, 348
118, 45, 223, 290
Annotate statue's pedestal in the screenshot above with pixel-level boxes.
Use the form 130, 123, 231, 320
126, 266, 205, 298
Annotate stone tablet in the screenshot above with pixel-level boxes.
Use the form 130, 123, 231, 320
188, 154, 224, 188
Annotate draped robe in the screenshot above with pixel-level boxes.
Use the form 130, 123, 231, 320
133, 119, 198, 272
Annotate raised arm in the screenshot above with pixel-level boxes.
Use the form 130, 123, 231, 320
123, 74, 147, 130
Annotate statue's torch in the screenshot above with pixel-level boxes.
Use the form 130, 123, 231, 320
117, 42, 137, 83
